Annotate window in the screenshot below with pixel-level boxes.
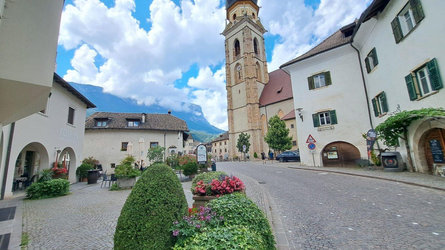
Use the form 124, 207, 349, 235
292, 141, 297, 146
254, 38, 259, 55
220, 149, 222, 153
372, 92, 389, 117
290, 124, 294, 129
95, 119, 108, 127
127, 119, 140, 127
67, 107, 75, 125
150, 142, 159, 148
405, 58, 443, 100
233, 13, 236, 20
225, 149, 227, 152
121, 142, 128, 151
312, 110, 338, 127
111, 163, 116, 168
224, 141, 227, 145
308, 72, 332, 90
391, 0, 424, 43
234, 39, 240, 57
365, 48, 379, 73
215, 149, 217, 153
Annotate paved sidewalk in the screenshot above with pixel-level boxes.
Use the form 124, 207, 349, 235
273, 162, 445, 191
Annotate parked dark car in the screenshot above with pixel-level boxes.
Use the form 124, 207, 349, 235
276, 150, 300, 162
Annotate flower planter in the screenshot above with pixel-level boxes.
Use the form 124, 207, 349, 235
192, 195, 218, 208
117, 177, 136, 189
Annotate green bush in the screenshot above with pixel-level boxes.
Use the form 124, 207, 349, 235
114, 163, 188, 249
38, 169, 53, 183
167, 154, 180, 169
115, 156, 140, 178
26, 179, 70, 199
174, 225, 264, 250
254, 152, 258, 158
191, 171, 227, 193
209, 193, 275, 249
109, 183, 121, 191
182, 162, 198, 176
76, 163, 94, 179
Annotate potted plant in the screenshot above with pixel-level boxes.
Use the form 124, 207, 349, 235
115, 156, 140, 189
51, 162, 68, 179
76, 163, 94, 182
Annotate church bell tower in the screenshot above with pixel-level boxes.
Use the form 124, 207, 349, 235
223, 0, 269, 159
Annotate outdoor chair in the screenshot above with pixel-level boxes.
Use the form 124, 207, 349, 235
101, 174, 112, 188
24, 175, 37, 188
110, 174, 117, 186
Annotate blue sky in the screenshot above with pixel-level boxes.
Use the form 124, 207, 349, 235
56, 0, 370, 130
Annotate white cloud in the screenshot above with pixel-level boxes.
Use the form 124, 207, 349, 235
59, 0, 371, 131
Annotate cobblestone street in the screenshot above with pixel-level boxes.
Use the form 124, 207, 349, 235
218, 162, 445, 250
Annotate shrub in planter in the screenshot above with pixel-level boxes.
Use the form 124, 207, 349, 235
114, 163, 188, 249
209, 193, 275, 249
76, 163, 94, 180
191, 171, 227, 193
38, 169, 53, 183
193, 175, 245, 196
182, 162, 198, 177
115, 163, 140, 179
173, 225, 264, 250
26, 179, 70, 199
178, 154, 197, 166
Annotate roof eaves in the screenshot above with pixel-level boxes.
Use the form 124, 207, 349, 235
53, 73, 96, 108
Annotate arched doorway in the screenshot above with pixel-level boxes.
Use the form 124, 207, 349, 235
12, 142, 49, 191
322, 141, 361, 167
422, 128, 445, 174
58, 147, 76, 181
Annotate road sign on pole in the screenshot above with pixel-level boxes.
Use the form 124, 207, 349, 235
306, 134, 316, 144
308, 143, 316, 150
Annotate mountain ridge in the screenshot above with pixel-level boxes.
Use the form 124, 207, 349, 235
70, 82, 225, 142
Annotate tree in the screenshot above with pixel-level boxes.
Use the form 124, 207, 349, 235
264, 115, 292, 154
375, 108, 445, 172
147, 146, 165, 164
236, 132, 251, 154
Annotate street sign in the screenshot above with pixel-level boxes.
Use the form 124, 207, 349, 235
306, 134, 316, 143
308, 143, 316, 150
196, 144, 207, 164
366, 129, 377, 141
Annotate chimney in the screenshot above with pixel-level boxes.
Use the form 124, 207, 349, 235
168, 110, 172, 115
141, 113, 146, 123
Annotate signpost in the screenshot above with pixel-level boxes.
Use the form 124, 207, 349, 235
196, 144, 207, 165
306, 134, 316, 144
306, 135, 317, 167
366, 129, 377, 168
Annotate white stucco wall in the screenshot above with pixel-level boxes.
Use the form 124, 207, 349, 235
83, 129, 184, 173
353, 0, 445, 170
1, 82, 89, 199
284, 45, 370, 166
0, 0, 64, 124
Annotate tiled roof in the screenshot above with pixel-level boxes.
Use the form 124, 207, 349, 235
212, 132, 229, 143
259, 69, 292, 106
280, 23, 355, 68
54, 73, 96, 109
281, 110, 296, 121
85, 112, 189, 131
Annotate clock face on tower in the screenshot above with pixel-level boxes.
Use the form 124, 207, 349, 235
237, 65, 241, 71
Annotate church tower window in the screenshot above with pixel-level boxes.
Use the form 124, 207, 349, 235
254, 38, 259, 55
234, 39, 241, 58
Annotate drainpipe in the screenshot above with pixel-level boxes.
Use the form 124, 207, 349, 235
350, 43, 374, 129
164, 132, 166, 161
1, 122, 15, 200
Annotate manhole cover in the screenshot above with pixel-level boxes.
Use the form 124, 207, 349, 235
258, 181, 266, 184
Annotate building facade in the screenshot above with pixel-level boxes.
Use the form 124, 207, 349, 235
211, 132, 229, 161
184, 134, 200, 155
83, 112, 189, 173
0, 74, 95, 199
282, 0, 445, 174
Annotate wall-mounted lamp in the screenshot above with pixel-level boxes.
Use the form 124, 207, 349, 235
296, 108, 303, 122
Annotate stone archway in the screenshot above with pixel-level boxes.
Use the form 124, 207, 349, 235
12, 142, 49, 191
58, 147, 76, 181
322, 141, 361, 167
412, 118, 445, 174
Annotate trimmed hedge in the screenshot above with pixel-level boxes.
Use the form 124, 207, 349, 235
209, 193, 276, 249
191, 171, 227, 193
114, 163, 188, 249
76, 163, 93, 179
26, 179, 70, 199
182, 162, 198, 176
174, 225, 265, 250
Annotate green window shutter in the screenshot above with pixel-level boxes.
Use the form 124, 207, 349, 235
312, 114, 320, 127
371, 48, 379, 66
391, 17, 403, 43
381, 92, 389, 113
372, 98, 379, 117
308, 76, 315, 90
405, 73, 418, 100
426, 58, 443, 90
410, 0, 425, 24
325, 71, 332, 86
330, 110, 338, 125
365, 57, 371, 73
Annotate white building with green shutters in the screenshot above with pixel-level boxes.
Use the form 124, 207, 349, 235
281, 0, 445, 174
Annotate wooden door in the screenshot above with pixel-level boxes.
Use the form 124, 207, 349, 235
424, 128, 445, 173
